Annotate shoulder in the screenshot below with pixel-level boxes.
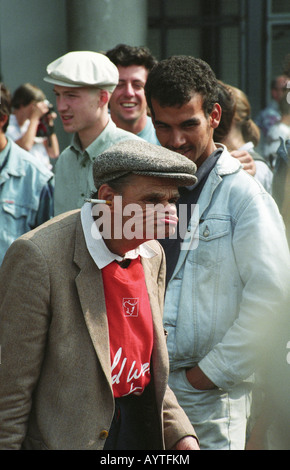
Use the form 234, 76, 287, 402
214, 148, 273, 203
8, 139, 53, 179
1, 210, 81, 276
142, 240, 165, 270
15, 210, 80, 259
111, 126, 143, 143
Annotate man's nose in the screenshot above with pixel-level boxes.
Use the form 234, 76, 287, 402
167, 130, 186, 149
164, 202, 177, 215
56, 96, 68, 112
123, 83, 135, 97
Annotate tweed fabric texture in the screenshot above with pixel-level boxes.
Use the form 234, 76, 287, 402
93, 140, 197, 188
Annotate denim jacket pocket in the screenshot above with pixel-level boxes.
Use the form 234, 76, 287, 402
188, 217, 231, 267
1, 202, 30, 238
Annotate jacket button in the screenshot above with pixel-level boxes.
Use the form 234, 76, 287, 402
99, 430, 109, 440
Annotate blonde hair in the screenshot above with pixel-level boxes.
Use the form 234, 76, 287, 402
229, 85, 260, 147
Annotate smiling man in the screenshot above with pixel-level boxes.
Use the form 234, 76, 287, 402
106, 44, 159, 145
0, 140, 200, 450
145, 55, 290, 450
43, 51, 142, 215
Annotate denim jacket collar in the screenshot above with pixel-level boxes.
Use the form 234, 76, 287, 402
0, 138, 26, 183
172, 145, 242, 277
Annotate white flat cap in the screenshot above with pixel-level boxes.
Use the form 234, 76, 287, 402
44, 51, 119, 92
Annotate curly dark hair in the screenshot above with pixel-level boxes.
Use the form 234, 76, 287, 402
145, 55, 218, 117
105, 44, 157, 72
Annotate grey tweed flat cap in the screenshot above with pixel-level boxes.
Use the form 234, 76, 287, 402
93, 140, 197, 188
44, 51, 119, 92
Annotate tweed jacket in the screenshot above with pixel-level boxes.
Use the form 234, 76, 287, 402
0, 210, 195, 450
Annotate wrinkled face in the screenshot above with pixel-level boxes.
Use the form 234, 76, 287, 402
151, 94, 221, 168
119, 175, 180, 240
109, 65, 148, 125
95, 175, 180, 243
53, 85, 102, 134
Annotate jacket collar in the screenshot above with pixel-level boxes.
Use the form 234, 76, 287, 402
172, 145, 242, 278
73, 215, 166, 393
214, 143, 242, 175
73, 215, 112, 384
0, 138, 26, 180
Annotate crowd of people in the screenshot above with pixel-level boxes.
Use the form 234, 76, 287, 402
0, 45, 289, 451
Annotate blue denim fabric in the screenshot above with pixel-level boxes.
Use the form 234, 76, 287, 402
164, 147, 290, 389
168, 369, 252, 450
163, 147, 290, 448
0, 138, 54, 264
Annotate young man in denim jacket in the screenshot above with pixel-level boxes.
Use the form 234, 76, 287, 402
0, 83, 54, 265
145, 56, 290, 450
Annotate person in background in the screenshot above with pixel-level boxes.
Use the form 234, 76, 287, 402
263, 87, 290, 168
44, 51, 142, 216
0, 140, 199, 450
145, 55, 290, 450
0, 82, 54, 265
105, 44, 160, 145
272, 137, 290, 247
6, 83, 59, 169
255, 74, 288, 156
214, 81, 273, 193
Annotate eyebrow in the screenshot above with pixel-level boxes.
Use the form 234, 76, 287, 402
144, 190, 180, 200
53, 88, 80, 95
154, 117, 200, 127
118, 79, 145, 85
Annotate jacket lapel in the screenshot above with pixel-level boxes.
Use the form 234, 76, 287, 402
141, 256, 168, 402
74, 216, 112, 383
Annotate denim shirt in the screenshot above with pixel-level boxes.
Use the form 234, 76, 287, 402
0, 138, 54, 265
163, 145, 290, 390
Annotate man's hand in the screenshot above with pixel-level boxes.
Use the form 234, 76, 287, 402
173, 436, 200, 450
231, 149, 256, 176
31, 100, 49, 120
186, 365, 217, 390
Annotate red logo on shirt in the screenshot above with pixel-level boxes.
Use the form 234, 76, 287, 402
123, 298, 139, 317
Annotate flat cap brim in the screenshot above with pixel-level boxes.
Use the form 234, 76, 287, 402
93, 140, 197, 188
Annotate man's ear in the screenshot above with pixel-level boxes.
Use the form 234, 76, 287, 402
98, 90, 110, 108
210, 103, 222, 129
97, 184, 116, 205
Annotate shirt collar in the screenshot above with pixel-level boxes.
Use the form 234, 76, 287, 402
185, 146, 223, 191
80, 202, 157, 269
0, 138, 11, 169
70, 118, 117, 162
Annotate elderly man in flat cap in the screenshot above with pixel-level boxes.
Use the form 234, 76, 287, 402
0, 140, 199, 451
44, 51, 142, 216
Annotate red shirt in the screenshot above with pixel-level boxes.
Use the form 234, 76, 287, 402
102, 257, 153, 397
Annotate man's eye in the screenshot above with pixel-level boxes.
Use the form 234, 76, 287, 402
182, 121, 198, 128
154, 123, 169, 129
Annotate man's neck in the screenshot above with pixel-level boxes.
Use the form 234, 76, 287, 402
103, 236, 143, 258
110, 112, 147, 136
0, 133, 8, 152
222, 129, 245, 153
78, 116, 109, 150
13, 109, 27, 127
